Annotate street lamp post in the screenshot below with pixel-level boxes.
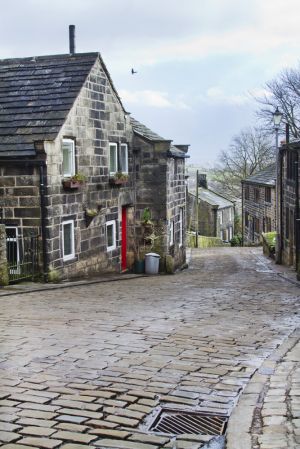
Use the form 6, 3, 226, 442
273, 107, 283, 150
273, 107, 283, 263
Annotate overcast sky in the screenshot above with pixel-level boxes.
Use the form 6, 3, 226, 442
1, 0, 300, 165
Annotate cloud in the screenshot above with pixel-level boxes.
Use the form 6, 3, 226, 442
119, 89, 190, 110
202, 86, 248, 106
104, 0, 300, 71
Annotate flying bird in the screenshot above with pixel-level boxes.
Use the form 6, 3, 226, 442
131, 68, 137, 75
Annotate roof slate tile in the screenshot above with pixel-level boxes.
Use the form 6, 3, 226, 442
0, 52, 99, 157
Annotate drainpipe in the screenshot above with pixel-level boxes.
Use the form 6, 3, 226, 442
276, 145, 283, 264
39, 163, 49, 282
295, 149, 299, 278
195, 170, 199, 247
241, 182, 244, 246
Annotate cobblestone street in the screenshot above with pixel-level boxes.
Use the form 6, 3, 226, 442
0, 247, 299, 449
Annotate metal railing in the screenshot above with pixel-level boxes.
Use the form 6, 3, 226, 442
7, 233, 39, 283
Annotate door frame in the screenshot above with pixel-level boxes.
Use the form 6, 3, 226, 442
121, 206, 127, 271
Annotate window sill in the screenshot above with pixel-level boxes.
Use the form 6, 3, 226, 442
63, 256, 77, 265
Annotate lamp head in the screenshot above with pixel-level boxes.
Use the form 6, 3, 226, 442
273, 107, 283, 129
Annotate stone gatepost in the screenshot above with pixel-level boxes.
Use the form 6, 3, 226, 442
0, 224, 9, 286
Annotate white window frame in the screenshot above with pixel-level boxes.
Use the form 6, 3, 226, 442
109, 142, 129, 175
179, 208, 183, 247
119, 143, 128, 175
106, 220, 117, 251
219, 210, 223, 225
6, 226, 20, 274
109, 143, 118, 175
62, 138, 75, 177
62, 220, 75, 261
169, 220, 174, 246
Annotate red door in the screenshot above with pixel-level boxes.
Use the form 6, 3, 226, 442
121, 207, 127, 271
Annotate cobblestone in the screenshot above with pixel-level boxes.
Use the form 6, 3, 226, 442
0, 247, 299, 448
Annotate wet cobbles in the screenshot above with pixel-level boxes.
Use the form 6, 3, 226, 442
0, 247, 299, 449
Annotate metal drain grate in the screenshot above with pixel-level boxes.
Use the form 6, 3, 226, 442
149, 409, 228, 436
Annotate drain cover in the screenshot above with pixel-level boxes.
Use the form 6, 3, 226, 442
149, 409, 228, 436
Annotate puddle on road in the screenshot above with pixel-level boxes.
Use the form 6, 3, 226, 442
255, 261, 274, 273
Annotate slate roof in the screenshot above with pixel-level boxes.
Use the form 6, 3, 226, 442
243, 163, 276, 186
169, 144, 190, 159
130, 117, 188, 158
0, 52, 100, 157
130, 117, 168, 142
198, 188, 234, 209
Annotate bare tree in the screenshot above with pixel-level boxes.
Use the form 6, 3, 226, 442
212, 127, 275, 199
256, 66, 300, 139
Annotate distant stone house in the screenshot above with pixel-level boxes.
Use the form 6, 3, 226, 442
276, 141, 299, 276
188, 175, 235, 241
0, 51, 189, 282
242, 164, 276, 244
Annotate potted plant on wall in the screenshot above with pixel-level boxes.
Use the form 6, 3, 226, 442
109, 171, 129, 186
84, 207, 99, 227
62, 173, 86, 190
142, 207, 152, 225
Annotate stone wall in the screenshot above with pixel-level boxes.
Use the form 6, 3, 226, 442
280, 148, 300, 268
243, 183, 276, 244
44, 57, 134, 280
166, 157, 186, 269
0, 224, 8, 286
133, 136, 167, 255
0, 164, 41, 236
133, 135, 187, 270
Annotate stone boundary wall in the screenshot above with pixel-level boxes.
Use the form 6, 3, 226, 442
0, 224, 8, 286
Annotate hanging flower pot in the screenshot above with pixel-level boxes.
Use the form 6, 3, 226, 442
62, 173, 86, 190
109, 172, 128, 186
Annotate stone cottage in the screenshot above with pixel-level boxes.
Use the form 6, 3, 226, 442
241, 164, 276, 245
131, 118, 189, 270
188, 174, 235, 242
0, 50, 189, 282
276, 141, 299, 276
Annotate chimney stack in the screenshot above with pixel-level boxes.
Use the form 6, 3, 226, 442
69, 25, 75, 55
198, 173, 208, 189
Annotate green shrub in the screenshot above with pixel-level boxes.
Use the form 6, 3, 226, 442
262, 232, 276, 258
263, 231, 276, 248
230, 233, 242, 247
47, 269, 61, 283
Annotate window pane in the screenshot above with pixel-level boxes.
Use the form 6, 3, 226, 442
63, 223, 72, 256
109, 144, 117, 173
107, 224, 113, 247
106, 220, 116, 250
170, 220, 174, 245
179, 208, 183, 246
6, 228, 17, 239
7, 241, 18, 264
62, 140, 75, 176
119, 144, 128, 173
